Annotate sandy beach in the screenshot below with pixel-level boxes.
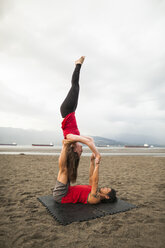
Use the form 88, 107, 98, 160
0, 153, 165, 248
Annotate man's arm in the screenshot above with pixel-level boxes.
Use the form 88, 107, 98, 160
89, 154, 95, 185
88, 162, 101, 204
66, 134, 101, 163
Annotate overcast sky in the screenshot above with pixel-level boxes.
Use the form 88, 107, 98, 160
0, 0, 165, 144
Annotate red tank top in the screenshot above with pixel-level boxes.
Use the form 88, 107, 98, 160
61, 112, 80, 139
61, 185, 92, 204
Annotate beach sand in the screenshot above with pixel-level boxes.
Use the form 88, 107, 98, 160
0, 154, 164, 248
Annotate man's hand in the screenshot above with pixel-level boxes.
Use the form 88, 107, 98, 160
91, 153, 95, 161
62, 139, 73, 146
95, 153, 101, 164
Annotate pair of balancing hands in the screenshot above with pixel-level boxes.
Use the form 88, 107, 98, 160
91, 152, 101, 164
62, 139, 101, 164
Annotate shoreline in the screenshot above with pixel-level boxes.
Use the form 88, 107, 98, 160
0, 146, 165, 157
0, 152, 165, 157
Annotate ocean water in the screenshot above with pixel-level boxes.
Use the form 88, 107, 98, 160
0, 145, 165, 157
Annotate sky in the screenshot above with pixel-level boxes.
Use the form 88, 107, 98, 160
0, 0, 165, 144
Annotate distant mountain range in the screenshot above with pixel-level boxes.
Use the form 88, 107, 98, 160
0, 127, 62, 145
92, 136, 125, 146
0, 127, 125, 146
0, 127, 164, 146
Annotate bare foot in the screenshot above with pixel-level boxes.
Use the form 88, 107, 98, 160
75, 56, 85, 65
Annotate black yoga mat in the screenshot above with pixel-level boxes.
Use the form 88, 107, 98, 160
38, 195, 136, 225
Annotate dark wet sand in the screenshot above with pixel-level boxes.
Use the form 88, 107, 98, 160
0, 154, 165, 248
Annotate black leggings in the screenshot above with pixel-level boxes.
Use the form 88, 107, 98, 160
60, 64, 81, 118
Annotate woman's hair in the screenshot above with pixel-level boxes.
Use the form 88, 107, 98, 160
101, 188, 117, 203
66, 144, 80, 183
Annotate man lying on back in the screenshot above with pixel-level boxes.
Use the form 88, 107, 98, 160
53, 140, 116, 204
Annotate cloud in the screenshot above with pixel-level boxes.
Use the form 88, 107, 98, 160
0, 0, 165, 143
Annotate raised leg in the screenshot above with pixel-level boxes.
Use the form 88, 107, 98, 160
60, 56, 85, 118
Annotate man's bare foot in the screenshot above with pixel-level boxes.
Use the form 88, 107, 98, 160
75, 56, 85, 65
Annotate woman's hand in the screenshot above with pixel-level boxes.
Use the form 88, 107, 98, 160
95, 153, 101, 164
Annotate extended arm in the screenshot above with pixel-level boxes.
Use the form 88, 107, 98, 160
66, 134, 101, 163
88, 161, 101, 204
57, 140, 73, 184
89, 154, 95, 185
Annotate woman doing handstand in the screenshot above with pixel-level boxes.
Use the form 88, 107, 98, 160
60, 56, 100, 181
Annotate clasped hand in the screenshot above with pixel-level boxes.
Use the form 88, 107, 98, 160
91, 153, 101, 164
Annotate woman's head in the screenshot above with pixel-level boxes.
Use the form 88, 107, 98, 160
72, 142, 83, 157
66, 143, 81, 183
